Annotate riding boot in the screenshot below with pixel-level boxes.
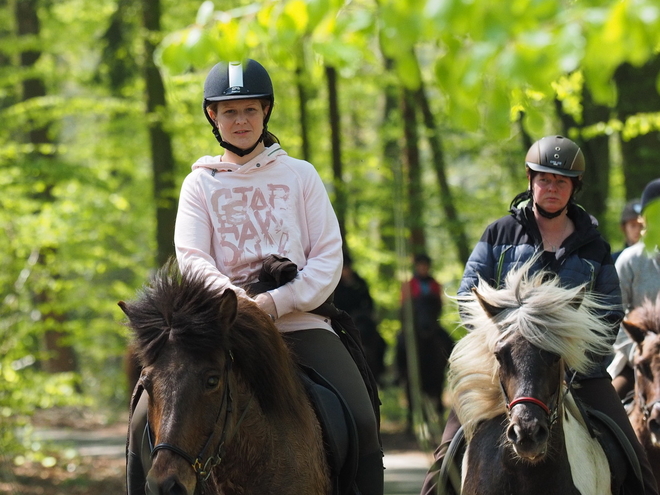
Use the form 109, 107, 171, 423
354, 450, 384, 495
421, 408, 462, 495
127, 392, 151, 495
420, 442, 448, 495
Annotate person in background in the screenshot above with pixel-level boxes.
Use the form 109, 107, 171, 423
608, 178, 660, 398
612, 198, 642, 262
334, 250, 387, 385
397, 253, 454, 430
420, 136, 657, 495
126, 59, 383, 495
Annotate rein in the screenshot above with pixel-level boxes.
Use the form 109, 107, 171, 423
149, 351, 254, 487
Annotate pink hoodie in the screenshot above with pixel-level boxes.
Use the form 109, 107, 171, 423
174, 145, 342, 333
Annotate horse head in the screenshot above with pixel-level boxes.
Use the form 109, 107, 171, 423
623, 295, 660, 446
120, 262, 242, 495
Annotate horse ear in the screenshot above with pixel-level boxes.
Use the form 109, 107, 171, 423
118, 301, 129, 316
218, 289, 238, 327
622, 318, 646, 345
472, 288, 504, 319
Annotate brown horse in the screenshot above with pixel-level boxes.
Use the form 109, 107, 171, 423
120, 262, 329, 494
621, 295, 660, 484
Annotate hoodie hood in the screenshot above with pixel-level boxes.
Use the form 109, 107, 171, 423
191, 144, 287, 174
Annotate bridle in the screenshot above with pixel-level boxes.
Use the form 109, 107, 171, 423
635, 370, 660, 422
148, 351, 253, 489
500, 365, 576, 429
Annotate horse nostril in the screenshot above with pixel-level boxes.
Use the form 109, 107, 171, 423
163, 476, 190, 495
507, 423, 521, 444
145, 475, 190, 495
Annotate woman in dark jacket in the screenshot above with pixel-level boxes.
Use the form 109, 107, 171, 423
421, 135, 658, 495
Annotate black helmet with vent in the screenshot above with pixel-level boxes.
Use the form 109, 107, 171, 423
202, 59, 275, 156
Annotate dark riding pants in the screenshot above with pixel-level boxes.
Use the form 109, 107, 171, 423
283, 328, 384, 494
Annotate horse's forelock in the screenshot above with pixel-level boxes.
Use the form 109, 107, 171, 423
633, 295, 660, 333
127, 263, 231, 365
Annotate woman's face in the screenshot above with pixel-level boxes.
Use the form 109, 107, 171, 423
209, 99, 269, 150
530, 172, 573, 214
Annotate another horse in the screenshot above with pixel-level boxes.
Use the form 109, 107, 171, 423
447, 260, 619, 495
621, 294, 660, 484
120, 262, 330, 494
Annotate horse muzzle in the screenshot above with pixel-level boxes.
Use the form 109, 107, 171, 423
145, 473, 195, 495
507, 408, 550, 461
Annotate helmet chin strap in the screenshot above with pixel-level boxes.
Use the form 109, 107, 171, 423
209, 106, 272, 158
213, 127, 266, 157
534, 202, 567, 219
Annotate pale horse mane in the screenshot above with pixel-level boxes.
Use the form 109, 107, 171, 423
449, 257, 615, 440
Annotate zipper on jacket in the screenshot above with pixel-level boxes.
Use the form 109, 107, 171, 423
584, 259, 596, 291
496, 246, 514, 288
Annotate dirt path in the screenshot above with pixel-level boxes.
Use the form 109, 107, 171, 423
1, 411, 432, 495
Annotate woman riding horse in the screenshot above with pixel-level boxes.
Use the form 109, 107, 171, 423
126, 59, 383, 494
421, 135, 658, 495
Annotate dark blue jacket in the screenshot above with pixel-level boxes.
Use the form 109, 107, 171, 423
458, 201, 623, 379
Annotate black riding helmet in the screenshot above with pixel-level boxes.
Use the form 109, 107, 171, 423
203, 59, 275, 156
524, 135, 585, 218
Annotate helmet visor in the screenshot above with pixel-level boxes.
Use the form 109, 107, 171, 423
525, 161, 583, 178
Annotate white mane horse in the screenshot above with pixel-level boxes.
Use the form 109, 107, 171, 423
448, 258, 618, 495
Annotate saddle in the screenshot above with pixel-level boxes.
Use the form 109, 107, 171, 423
298, 364, 359, 495
438, 403, 644, 495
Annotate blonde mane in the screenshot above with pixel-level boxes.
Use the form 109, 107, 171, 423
449, 257, 616, 439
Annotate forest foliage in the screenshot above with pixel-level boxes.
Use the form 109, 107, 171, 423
2, 0, 660, 456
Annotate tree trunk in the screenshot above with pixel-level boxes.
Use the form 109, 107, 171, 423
377, 56, 400, 281
614, 56, 660, 198
296, 54, 311, 162
326, 65, 347, 243
142, 0, 177, 267
415, 83, 470, 265
402, 87, 425, 253
17, 0, 77, 374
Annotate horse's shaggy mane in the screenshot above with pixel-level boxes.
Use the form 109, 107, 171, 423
449, 257, 616, 439
630, 294, 660, 332
122, 260, 308, 421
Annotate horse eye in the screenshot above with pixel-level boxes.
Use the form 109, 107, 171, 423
206, 376, 220, 389
637, 362, 652, 379
140, 373, 152, 392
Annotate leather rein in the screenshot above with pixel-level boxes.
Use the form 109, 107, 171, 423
148, 351, 253, 486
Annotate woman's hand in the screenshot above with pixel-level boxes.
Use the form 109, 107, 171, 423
254, 292, 278, 320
